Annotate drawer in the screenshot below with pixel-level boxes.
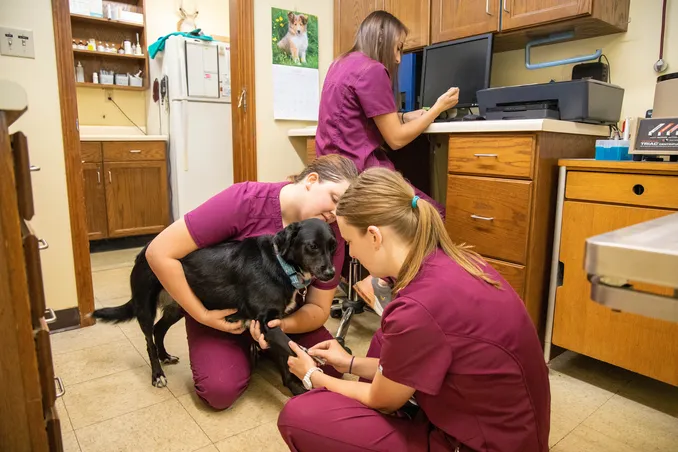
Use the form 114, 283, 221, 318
485, 257, 525, 299
103, 141, 166, 161
21, 223, 47, 328
11, 132, 35, 220
446, 175, 532, 264
80, 141, 102, 162
448, 135, 534, 179
566, 171, 678, 210
45, 406, 64, 452
35, 328, 57, 411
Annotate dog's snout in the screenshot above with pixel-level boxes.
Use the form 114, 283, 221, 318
296, 30, 301, 35
321, 266, 335, 280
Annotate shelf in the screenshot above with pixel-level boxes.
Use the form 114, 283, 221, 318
73, 49, 146, 60
76, 82, 145, 91
70, 14, 144, 30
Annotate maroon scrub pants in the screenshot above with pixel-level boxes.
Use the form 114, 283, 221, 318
277, 330, 464, 452
185, 315, 341, 410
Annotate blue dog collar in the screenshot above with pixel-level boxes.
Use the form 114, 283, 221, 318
273, 244, 312, 290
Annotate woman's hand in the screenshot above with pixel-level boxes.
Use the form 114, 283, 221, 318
309, 339, 353, 373
199, 308, 246, 334
249, 319, 285, 349
287, 341, 318, 380
433, 87, 460, 113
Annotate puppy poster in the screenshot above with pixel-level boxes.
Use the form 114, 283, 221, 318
271, 7, 320, 120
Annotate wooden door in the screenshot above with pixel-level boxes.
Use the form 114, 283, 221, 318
82, 163, 108, 240
104, 161, 169, 238
383, 0, 430, 50
553, 200, 678, 385
501, 0, 592, 31
431, 0, 500, 44
334, 0, 384, 56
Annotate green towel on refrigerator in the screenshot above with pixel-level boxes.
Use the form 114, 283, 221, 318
148, 29, 213, 59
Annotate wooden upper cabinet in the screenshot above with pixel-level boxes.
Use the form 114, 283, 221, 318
334, 0, 384, 57
501, 0, 592, 31
383, 0, 430, 50
431, 0, 500, 44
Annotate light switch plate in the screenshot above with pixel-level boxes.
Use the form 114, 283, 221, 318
0, 27, 35, 59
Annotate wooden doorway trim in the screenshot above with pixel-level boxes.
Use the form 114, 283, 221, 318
51, 0, 95, 327
230, 0, 257, 182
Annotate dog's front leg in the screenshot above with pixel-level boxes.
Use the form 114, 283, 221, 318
300, 49, 306, 64
290, 42, 299, 64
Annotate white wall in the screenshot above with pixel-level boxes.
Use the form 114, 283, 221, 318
254, 0, 333, 181
491, 0, 677, 120
0, 0, 78, 311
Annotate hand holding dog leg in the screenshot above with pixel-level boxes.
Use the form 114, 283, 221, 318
287, 341, 319, 381
308, 340, 353, 373
250, 320, 271, 349
200, 308, 245, 334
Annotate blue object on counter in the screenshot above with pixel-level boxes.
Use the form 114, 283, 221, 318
595, 139, 632, 161
398, 52, 421, 112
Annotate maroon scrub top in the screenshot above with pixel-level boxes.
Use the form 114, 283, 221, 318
380, 249, 551, 452
316, 52, 398, 172
184, 181, 344, 291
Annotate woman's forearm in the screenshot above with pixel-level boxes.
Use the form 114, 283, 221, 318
375, 107, 442, 150
282, 302, 326, 334
350, 357, 380, 380
311, 373, 375, 407
147, 256, 206, 321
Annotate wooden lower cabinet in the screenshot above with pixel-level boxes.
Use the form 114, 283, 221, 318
81, 141, 169, 240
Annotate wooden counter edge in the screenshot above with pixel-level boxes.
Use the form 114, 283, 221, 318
558, 159, 678, 175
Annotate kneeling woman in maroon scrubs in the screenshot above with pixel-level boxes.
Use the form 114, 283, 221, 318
279, 168, 551, 452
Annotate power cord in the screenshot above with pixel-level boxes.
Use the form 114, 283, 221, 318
599, 54, 611, 84
107, 94, 147, 135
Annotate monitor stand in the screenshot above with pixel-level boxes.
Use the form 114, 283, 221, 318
433, 107, 474, 122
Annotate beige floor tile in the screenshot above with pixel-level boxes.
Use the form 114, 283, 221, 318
125, 318, 190, 365
549, 410, 578, 448
178, 374, 288, 443
617, 374, 678, 417
583, 393, 678, 451
90, 247, 142, 272
75, 399, 210, 452
214, 421, 287, 452
95, 295, 131, 309
53, 339, 146, 386
63, 366, 173, 429
551, 425, 635, 451
50, 322, 127, 355
62, 430, 81, 452
56, 397, 73, 432
164, 359, 196, 398
92, 267, 133, 301
548, 351, 636, 393
194, 445, 219, 452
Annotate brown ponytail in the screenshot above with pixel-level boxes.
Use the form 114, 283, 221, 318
336, 168, 500, 293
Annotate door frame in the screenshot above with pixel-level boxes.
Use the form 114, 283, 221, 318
51, 0, 258, 326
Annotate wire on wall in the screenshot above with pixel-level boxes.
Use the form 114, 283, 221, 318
108, 95, 147, 135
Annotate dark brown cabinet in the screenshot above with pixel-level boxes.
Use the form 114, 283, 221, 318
81, 141, 169, 240
501, 0, 592, 31
334, 0, 383, 56
383, 0, 431, 50
431, 0, 500, 44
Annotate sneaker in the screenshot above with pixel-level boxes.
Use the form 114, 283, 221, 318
353, 276, 393, 317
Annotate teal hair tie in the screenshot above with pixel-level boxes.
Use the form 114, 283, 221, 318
411, 196, 420, 208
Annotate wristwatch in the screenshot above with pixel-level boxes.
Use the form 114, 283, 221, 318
302, 367, 324, 390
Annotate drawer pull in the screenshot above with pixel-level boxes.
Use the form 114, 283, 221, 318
29, 165, 41, 172
471, 214, 494, 221
109, 170, 112, 183
129, 149, 142, 153
503, 0, 510, 13
54, 376, 65, 398
473, 153, 498, 158
486, 0, 491, 15
44, 307, 57, 324
38, 238, 49, 250
632, 184, 645, 195
97, 170, 101, 184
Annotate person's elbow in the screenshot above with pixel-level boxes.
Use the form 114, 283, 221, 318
383, 135, 406, 150
364, 394, 402, 414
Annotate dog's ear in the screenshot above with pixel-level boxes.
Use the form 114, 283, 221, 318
287, 11, 295, 22
273, 222, 301, 256
300, 15, 308, 25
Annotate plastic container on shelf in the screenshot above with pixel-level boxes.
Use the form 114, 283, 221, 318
595, 139, 631, 161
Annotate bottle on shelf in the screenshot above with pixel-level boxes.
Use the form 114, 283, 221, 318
75, 61, 85, 83
72, 39, 77, 49
118, 42, 124, 54
93, 72, 99, 84
97, 41, 105, 52
135, 33, 143, 55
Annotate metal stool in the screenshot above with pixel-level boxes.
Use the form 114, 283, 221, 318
330, 257, 367, 354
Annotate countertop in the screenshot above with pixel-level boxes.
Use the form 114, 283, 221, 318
288, 119, 610, 137
78, 126, 168, 142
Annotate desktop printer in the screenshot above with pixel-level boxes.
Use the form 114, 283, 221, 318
477, 79, 624, 125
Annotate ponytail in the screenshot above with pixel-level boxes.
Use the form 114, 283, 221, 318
336, 168, 500, 294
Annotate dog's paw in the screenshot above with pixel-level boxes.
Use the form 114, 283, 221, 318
161, 355, 180, 365
152, 375, 168, 388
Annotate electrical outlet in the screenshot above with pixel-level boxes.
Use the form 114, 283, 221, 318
0, 27, 35, 59
105, 89, 114, 101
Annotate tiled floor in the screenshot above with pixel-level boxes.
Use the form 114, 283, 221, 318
50, 247, 678, 452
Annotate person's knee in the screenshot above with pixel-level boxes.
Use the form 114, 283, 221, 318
278, 391, 321, 430
195, 375, 249, 410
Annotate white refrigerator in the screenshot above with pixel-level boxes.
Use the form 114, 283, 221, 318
160, 36, 233, 220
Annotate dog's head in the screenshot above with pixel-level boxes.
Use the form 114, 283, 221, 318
287, 11, 308, 35
273, 218, 336, 282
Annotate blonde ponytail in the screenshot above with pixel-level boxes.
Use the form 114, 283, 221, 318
337, 168, 500, 294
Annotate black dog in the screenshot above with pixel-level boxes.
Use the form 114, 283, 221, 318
92, 218, 337, 395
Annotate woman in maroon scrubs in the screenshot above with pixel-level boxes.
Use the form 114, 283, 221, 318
278, 168, 551, 452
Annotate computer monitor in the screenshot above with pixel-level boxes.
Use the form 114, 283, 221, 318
420, 34, 493, 110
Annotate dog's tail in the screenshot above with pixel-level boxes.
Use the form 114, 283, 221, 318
92, 299, 135, 323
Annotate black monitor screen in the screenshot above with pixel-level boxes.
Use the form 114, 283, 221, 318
420, 34, 493, 109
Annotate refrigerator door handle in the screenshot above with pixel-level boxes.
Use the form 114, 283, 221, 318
182, 101, 189, 172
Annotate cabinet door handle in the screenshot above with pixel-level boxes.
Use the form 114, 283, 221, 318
38, 238, 49, 250
471, 214, 494, 221
29, 165, 41, 172
54, 376, 65, 398
486, 0, 491, 15
503, 0, 510, 13
474, 153, 498, 158
129, 149, 142, 153
108, 170, 112, 183
44, 307, 57, 324
97, 170, 101, 184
